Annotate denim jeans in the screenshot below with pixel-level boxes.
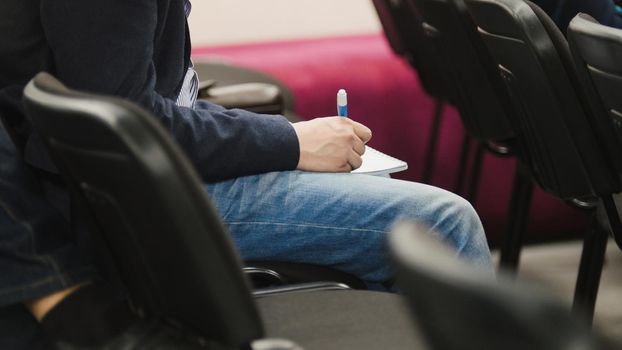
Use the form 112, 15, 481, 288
0, 127, 94, 349
205, 171, 492, 284
0, 125, 492, 348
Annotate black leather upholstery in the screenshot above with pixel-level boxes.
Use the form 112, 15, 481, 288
568, 13, 622, 177
22, 72, 423, 349
390, 221, 615, 350
406, 0, 513, 141
465, 0, 620, 200
194, 61, 299, 121
464, 0, 622, 321
23, 73, 262, 346
372, 0, 453, 101
568, 13, 622, 251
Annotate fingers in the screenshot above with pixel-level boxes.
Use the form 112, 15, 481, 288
347, 149, 363, 170
294, 116, 370, 173
349, 120, 372, 144
352, 135, 366, 156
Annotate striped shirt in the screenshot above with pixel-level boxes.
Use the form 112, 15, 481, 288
175, 0, 199, 108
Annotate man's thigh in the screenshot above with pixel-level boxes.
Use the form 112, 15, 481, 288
205, 171, 490, 282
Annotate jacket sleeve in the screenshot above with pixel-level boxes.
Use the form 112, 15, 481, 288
39, 0, 300, 182
549, 0, 622, 31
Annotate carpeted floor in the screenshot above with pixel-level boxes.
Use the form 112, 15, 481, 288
493, 240, 622, 343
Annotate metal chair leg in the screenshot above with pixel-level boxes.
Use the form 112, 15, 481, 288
422, 99, 445, 183
453, 132, 472, 194
602, 194, 622, 250
572, 194, 622, 324
465, 143, 485, 203
499, 162, 533, 273
573, 214, 608, 325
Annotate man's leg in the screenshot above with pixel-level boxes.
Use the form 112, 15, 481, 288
206, 171, 492, 284
0, 126, 204, 349
25, 285, 85, 321
0, 126, 97, 348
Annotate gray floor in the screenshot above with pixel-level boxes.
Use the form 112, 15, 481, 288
493, 239, 622, 343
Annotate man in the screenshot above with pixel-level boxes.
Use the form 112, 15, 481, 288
0, 124, 203, 349
532, 0, 622, 31
0, 0, 492, 348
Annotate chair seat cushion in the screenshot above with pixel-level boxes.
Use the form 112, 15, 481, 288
255, 290, 426, 350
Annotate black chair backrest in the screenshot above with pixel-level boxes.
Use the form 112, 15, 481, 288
390, 221, 613, 350
406, 0, 513, 141
371, 0, 453, 101
464, 0, 620, 200
22, 73, 263, 347
568, 13, 622, 175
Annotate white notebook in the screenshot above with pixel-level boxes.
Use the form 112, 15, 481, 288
352, 146, 408, 176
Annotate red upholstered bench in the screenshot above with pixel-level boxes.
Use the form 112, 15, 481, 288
192, 33, 589, 245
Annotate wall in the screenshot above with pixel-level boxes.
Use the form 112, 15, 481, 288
188, 0, 382, 46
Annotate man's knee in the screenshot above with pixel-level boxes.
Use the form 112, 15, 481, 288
400, 189, 485, 249
405, 187, 479, 226
432, 192, 491, 265
447, 194, 480, 226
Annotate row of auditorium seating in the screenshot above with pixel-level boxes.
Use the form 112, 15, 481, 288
373, 0, 622, 324
20, 69, 613, 349
12, 0, 622, 348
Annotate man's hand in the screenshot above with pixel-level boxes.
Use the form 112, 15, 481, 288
293, 117, 372, 172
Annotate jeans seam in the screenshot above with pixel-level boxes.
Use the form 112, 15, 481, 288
226, 221, 386, 234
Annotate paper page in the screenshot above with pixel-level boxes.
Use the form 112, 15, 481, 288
352, 146, 408, 176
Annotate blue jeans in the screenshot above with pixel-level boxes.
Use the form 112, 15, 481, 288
0, 127, 94, 349
0, 126, 491, 348
205, 170, 492, 283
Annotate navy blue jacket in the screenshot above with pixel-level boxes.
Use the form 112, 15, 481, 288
0, 0, 300, 183
533, 0, 622, 31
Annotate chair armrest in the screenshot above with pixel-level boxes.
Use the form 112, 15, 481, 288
198, 82, 284, 115
252, 282, 351, 298
251, 338, 304, 350
243, 266, 288, 287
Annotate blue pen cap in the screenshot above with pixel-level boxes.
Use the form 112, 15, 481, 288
337, 89, 348, 117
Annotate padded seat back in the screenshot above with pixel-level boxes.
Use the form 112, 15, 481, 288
22, 73, 263, 347
465, 0, 620, 199
407, 0, 513, 141
372, 0, 454, 101
390, 221, 612, 350
568, 13, 622, 175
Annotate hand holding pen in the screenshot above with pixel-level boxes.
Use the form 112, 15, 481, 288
292, 89, 372, 172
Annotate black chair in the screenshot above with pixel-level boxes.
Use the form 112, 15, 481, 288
405, 0, 513, 144
22, 72, 424, 349
390, 221, 618, 350
373, 0, 515, 207
193, 60, 300, 121
372, 0, 464, 185
371, 0, 451, 103
567, 12, 622, 311
568, 13, 622, 221
465, 0, 622, 321
403, 0, 538, 272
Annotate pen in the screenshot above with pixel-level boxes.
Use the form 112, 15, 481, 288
337, 89, 348, 117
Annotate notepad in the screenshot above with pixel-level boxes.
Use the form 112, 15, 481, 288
352, 146, 408, 176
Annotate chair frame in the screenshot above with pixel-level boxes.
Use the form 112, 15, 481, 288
465, 0, 622, 322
